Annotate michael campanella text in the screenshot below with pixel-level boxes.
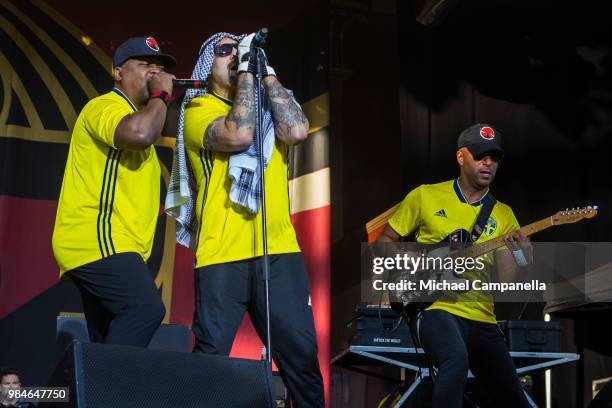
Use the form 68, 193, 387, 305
372, 279, 547, 293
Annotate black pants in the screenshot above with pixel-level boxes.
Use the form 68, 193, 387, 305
68, 252, 165, 347
193, 252, 324, 408
415, 309, 530, 408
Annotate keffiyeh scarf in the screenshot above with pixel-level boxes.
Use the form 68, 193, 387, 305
164, 32, 276, 249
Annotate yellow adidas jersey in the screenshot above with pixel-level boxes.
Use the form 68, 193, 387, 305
52, 88, 161, 275
388, 179, 520, 323
183, 92, 300, 268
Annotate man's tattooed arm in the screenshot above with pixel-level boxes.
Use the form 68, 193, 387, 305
226, 73, 256, 132
203, 118, 221, 150
263, 76, 309, 145
202, 73, 256, 151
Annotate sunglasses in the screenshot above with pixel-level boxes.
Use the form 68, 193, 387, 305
473, 151, 503, 163
213, 43, 238, 57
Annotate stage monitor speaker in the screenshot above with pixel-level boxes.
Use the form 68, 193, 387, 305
55, 316, 191, 353
41, 341, 275, 408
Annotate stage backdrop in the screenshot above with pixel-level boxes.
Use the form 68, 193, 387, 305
0, 0, 330, 404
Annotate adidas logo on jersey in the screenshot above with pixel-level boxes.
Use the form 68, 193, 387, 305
434, 209, 447, 218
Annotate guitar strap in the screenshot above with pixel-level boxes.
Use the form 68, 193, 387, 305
470, 193, 497, 242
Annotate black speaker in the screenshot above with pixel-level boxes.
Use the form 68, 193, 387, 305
41, 341, 274, 408
55, 316, 191, 353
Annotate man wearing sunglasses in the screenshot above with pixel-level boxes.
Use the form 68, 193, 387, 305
174, 32, 324, 407
375, 124, 533, 408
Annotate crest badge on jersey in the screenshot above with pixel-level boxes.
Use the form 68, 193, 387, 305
484, 216, 497, 236
145, 37, 160, 52
479, 126, 495, 140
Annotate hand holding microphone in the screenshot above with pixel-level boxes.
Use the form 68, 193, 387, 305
148, 72, 175, 104
252, 28, 275, 77
251, 28, 275, 77
148, 72, 174, 94
237, 33, 257, 74
238, 29, 273, 76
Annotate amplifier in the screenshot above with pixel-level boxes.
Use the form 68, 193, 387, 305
349, 306, 414, 347
498, 320, 562, 352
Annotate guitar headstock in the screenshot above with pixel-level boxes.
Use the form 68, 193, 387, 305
552, 206, 599, 225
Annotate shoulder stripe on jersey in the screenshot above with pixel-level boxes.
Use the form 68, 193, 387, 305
100, 149, 119, 256
97, 149, 114, 257
97, 148, 121, 257
194, 148, 213, 250
95, 89, 131, 258
206, 150, 214, 176
107, 150, 122, 254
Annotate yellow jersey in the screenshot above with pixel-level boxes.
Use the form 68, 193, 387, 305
52, 88, 161, 275
388, 179, 520, 323
183, 92, 300, 268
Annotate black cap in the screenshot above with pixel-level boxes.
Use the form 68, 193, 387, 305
113, 36, 177, 68
457, 123, 504, 157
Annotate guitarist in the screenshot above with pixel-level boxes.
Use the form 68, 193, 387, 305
376, 124, 533, 408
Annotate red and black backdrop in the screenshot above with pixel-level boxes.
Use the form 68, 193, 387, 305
0, 0, 330, 403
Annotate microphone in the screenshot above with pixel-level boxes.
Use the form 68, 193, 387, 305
173, 79, 207, 89
252, 27, 268, 48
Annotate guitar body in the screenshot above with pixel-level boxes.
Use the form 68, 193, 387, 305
389, 229, 474, 319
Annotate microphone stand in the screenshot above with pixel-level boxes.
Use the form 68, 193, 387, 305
254, 45, 273, 373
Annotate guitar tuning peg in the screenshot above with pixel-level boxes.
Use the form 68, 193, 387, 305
565, 208, 568, 211
594, 205, 599, 211
587, 206, 592, 210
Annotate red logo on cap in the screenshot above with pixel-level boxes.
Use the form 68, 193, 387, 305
145, 37, 160, 52
480, 126, 495, 140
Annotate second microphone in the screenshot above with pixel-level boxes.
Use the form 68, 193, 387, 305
172, 79, 207, 89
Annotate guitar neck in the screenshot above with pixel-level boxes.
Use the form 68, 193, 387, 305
459, 216, 555, 259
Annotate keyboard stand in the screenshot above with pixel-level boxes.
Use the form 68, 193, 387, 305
331, 345, 580, 407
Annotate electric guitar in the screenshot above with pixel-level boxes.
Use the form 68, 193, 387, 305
388, 206, 599, 319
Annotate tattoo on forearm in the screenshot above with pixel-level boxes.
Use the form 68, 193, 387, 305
266, 78, 308, 136
203, 118, 221, 150
227, 74, 256, 131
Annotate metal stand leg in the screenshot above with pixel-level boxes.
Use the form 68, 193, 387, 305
524, 390, 538, 408
393, 369, 429, 408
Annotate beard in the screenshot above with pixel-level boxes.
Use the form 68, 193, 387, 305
228, 68, 238, 85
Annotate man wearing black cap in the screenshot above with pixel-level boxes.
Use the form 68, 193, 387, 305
52, 36, 176, 346
376, 124, 533, 407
